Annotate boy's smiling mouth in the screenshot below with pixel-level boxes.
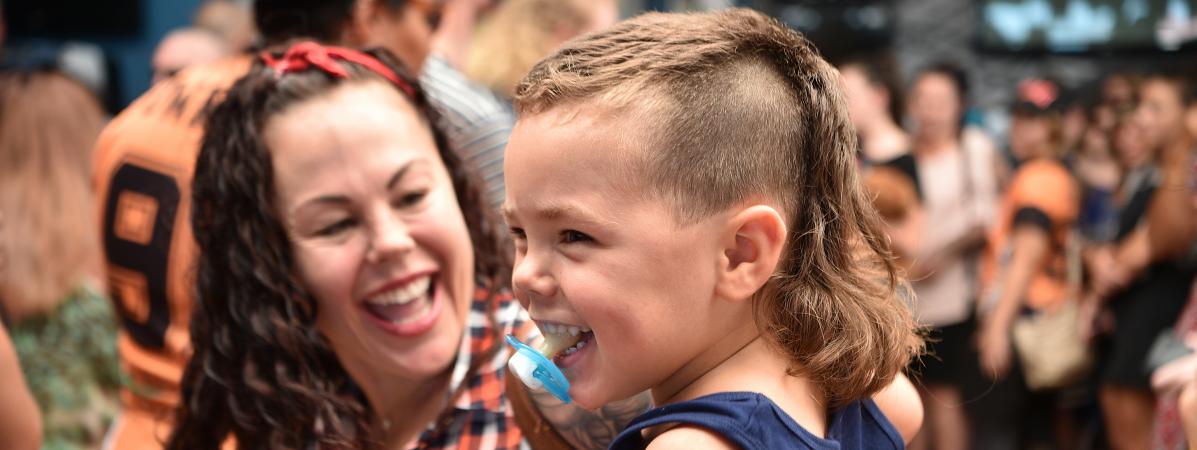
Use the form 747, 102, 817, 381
536, 320, 594, 364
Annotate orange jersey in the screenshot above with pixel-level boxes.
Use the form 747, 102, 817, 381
93, 56, 251, 436
980, 159, 1080, 312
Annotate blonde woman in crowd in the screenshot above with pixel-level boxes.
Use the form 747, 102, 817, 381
466, 0, 618, 98
0, 69, 121, 449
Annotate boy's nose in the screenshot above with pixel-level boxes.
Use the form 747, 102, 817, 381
512, 253, 557, 299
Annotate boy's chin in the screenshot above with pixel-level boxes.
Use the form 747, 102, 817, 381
565, 388, 608, 411
567, 382, 642, 411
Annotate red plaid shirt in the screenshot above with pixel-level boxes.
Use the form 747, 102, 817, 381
412, 287, 535, 450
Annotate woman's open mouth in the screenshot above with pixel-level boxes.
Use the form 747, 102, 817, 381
362, 274, 442, 336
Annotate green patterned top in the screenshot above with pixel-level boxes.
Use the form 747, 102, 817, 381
10, 285, 121, 450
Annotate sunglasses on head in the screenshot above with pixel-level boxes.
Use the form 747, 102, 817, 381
409, 0, 444, 30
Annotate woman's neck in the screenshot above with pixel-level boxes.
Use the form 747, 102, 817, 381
652, 328, 828, 437
914, 129, 959, 157
351, 365, 454, 448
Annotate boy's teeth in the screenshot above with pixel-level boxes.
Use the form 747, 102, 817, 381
540, 332, 580, 358
366, 276, 430, 306
560, 336, 588, 356
537, 323, 591, 337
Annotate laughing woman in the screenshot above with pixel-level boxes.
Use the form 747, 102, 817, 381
165, 43, 646, 450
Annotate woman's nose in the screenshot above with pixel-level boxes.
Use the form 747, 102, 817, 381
366, 213, 415, 264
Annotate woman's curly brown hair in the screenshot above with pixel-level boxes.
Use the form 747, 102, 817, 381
166, 47, 510, 449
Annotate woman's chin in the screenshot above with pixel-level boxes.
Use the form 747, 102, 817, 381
376, 313, 464, 379
380, 335, 459, 380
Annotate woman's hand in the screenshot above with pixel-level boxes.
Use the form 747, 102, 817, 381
1087, 247, 1129, 299
1150, 333, 1197, 395
1076, 292, 1101, 341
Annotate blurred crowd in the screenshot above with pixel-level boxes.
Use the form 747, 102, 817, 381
846, 56, 1197, 450
1, 0, 1195, 449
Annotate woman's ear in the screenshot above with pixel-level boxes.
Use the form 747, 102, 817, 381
343, 0, 379, 47
714, 205, 787, 303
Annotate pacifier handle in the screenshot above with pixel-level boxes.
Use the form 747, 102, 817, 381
506, 334, 572, 404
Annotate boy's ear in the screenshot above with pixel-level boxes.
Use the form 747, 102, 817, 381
715, 205, 787, 303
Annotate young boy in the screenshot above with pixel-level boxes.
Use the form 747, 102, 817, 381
502, 9, 924, 449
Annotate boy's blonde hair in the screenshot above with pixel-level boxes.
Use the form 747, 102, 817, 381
514, 8, 923, 406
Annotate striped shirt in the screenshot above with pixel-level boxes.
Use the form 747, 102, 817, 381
420, 54, 513, 211
413, 287, 535, 450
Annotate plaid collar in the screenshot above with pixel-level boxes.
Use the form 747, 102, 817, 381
444, 286, 528, 413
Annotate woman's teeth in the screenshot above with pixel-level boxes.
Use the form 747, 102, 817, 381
366, 276, 431, 306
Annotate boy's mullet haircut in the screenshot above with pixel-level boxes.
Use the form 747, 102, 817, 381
514, 8, 923, 407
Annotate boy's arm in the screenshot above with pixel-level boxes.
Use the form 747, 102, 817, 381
643, 426, 738, 450
872, 372, 923, 445
527, 389, 652, 449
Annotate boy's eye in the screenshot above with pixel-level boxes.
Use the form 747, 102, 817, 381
560, 230, 593, 244
509, 227, 527, 240
317, 218, 357, 237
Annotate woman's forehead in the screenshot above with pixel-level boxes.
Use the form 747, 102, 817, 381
265, 82, 440, 194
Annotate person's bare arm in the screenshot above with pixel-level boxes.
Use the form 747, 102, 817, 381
1179, 381, 1197, 449
1147, 141, 1196, 261
527, 389, 651, 449
977, 224, 1050, 378
430, 0, 490, 70
0, 322, 41, 450
1089, 226, 1152, 300
907, 224, 986, 280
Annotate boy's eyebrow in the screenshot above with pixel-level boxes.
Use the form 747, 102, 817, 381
502, 201, 613, 226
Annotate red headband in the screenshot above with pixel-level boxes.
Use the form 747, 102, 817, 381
260, 42, 416, 99
1018, 78, 1059, 110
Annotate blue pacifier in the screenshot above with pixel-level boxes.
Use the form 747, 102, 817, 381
505, 334, 572, 404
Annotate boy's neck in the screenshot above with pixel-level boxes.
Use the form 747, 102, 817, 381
651, 325, 829, 436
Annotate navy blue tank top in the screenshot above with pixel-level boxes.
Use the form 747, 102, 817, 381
608, 392, 904, 450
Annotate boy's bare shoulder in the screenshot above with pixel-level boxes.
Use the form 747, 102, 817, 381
871, 373, 924, 444
646, 425, 738, 450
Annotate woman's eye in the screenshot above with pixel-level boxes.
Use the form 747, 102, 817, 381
316, 219, 356, 236
395, 190, 428, 208
561, 230, 593, 244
